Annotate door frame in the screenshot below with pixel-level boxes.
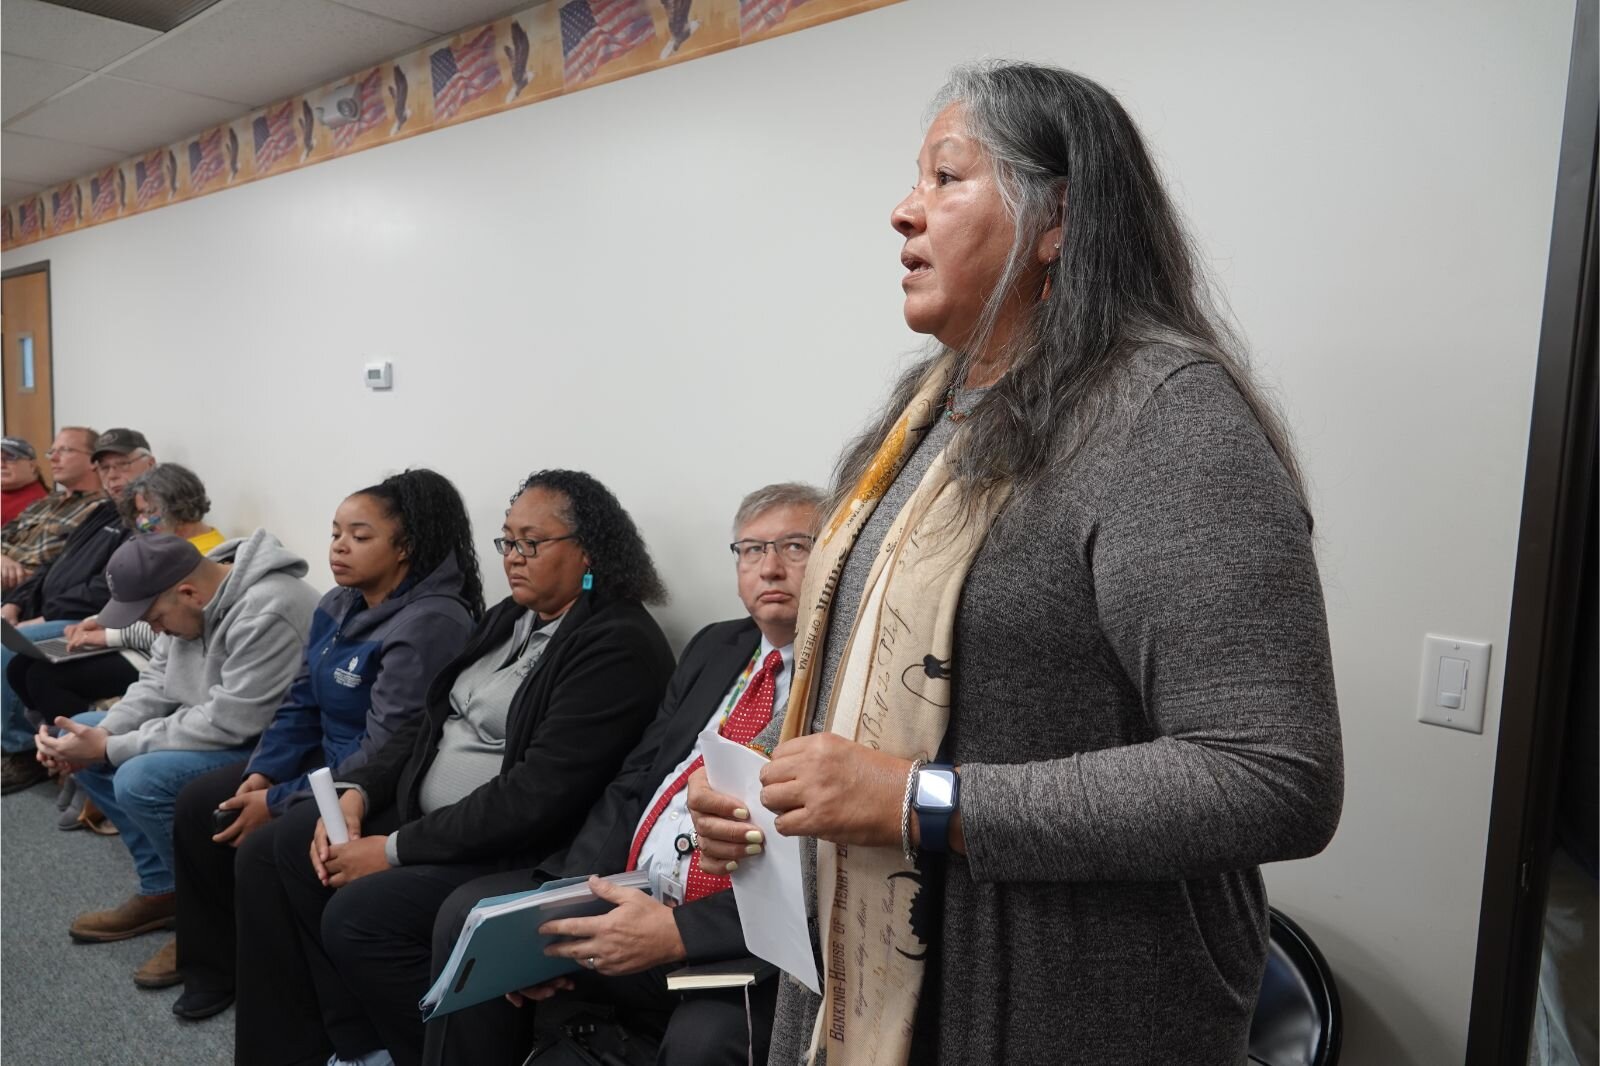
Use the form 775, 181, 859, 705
1, 259, 55, 440
1464, 0, 1597, 1062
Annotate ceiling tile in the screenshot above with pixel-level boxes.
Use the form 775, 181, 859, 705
2, 53, 92, 122
330, 0, 528, 35
0, 0, 159, 68
2, 178, 47, 202
1, 131, 126, 186
112, 0, 433, 108
6, 74, 248, 155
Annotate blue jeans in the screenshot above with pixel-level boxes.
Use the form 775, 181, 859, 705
70, 711, 251, 896
1, 618, 75, 753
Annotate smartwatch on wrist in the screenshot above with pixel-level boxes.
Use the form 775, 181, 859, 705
912, 763, 960, 853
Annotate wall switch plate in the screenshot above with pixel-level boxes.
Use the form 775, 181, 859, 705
1417, 635, 1491, 733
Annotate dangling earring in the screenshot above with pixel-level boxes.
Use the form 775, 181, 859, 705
582, 569, 594, 591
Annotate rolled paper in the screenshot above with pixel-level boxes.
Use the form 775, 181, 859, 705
309, 766, 349, 844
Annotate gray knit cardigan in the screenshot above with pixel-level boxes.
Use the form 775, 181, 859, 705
764, 346, 1344, 1065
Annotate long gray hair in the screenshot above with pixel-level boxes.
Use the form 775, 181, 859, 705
830, 62, 1307, 525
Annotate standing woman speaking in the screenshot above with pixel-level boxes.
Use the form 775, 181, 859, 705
690, 62, 1344, 1065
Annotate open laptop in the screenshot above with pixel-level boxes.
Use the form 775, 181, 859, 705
2, 620, 123, 664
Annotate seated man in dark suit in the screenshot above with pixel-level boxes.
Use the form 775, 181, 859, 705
423, 481, 824, 1066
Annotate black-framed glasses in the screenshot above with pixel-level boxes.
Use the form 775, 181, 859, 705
492, 534, 577, 559
730, 536, 815, 567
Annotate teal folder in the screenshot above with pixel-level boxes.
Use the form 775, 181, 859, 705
419, 870, 652, 1020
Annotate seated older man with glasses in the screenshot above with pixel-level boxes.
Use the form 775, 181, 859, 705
1, 428, 155, 794
1, 426, 107, 590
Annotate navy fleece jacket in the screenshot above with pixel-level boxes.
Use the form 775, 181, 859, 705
245, 556, 477, 814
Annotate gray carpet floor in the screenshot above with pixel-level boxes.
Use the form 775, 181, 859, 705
2, 779, 233, 1065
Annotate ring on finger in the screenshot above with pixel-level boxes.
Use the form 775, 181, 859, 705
586, 956, 598, 971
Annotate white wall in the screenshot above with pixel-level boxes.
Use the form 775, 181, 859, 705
2, 1, 1577, 1061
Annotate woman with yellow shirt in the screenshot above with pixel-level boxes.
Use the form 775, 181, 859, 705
121, 464, 225, 555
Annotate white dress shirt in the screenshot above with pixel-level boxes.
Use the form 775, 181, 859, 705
632, 636, 792, 893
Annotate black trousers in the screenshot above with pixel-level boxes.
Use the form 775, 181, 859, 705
421, 868, 778, 1066
233, 798, 497, 1066
172, 759, 249, 996
7, 651, 139, 719
175, 752, 326, 998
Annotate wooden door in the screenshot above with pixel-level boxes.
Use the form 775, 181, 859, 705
1, 267, 54, 476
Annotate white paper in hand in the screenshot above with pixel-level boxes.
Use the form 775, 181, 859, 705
700, 730, 820, 994
308, 767, 349, 844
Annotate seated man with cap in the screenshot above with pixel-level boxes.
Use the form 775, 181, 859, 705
1, 426, 106, 590
0, 428, 154, 794
419, 482, 823, 1066
1, 435, 50, 527
35, 530, 319, 987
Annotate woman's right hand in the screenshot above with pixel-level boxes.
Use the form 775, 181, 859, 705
686, 766, 764, 874
64, 617, 107, 651
310, 789, 365, 885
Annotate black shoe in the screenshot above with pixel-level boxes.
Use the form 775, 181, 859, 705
1, 752, 49, 795
172, 988, 234, 1021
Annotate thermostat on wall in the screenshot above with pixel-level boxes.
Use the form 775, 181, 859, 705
364, 361, 393, 390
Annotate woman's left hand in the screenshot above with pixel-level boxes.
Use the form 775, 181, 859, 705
760, 733, 913, 847
323, 836, 390, 888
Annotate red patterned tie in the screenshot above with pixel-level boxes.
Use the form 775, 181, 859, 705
626, 649, 784, 902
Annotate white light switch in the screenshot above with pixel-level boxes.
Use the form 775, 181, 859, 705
1436, 657, 1468, 708
1418, 635, 1491, 733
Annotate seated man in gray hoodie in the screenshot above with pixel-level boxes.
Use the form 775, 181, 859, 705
35, 531, 319, 947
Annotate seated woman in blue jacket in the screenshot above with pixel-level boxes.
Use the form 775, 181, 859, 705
165, 468, 484, 1020
233, 469, 677, 1066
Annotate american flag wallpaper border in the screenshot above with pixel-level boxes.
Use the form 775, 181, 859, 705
0, 0, 902, 252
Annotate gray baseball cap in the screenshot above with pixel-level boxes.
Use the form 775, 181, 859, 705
1, 436, 36, 460
91, 427, 151, 461
99, 534, 203, 629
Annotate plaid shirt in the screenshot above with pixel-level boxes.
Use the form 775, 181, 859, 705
1, 488, 109, 570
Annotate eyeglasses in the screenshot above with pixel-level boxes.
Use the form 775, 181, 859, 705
492, 534, 577, 558
95, 457, 142, 474
730, 536, 815, 567
44, 446, 88, 458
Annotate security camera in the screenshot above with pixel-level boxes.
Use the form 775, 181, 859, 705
314, 83, 363, 129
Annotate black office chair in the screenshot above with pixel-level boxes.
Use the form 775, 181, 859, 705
1248, 907, 1342, 1066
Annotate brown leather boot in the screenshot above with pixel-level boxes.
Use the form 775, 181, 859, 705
0, 751, 49, 795
133, 936, 181, 989
78, 797, 120, 835
69, 893, 176, 943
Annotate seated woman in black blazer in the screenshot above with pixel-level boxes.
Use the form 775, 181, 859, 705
234, 470, 676, 1066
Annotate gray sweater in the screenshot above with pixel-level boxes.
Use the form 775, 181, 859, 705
98, 529, 320, 765
765, 348, 1343, 1065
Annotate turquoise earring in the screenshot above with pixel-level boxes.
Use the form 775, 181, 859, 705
582, 569, 594, 591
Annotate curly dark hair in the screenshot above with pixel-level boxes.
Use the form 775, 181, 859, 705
511, 469, 667, 605
354, 468, 485, 620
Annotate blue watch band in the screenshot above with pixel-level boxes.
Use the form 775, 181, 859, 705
913, 764, 960, 853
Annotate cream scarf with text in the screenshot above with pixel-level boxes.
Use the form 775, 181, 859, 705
779, 353, 1008, 1065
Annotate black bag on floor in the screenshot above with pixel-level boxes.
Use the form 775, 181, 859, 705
522, 1005, 661, 1066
